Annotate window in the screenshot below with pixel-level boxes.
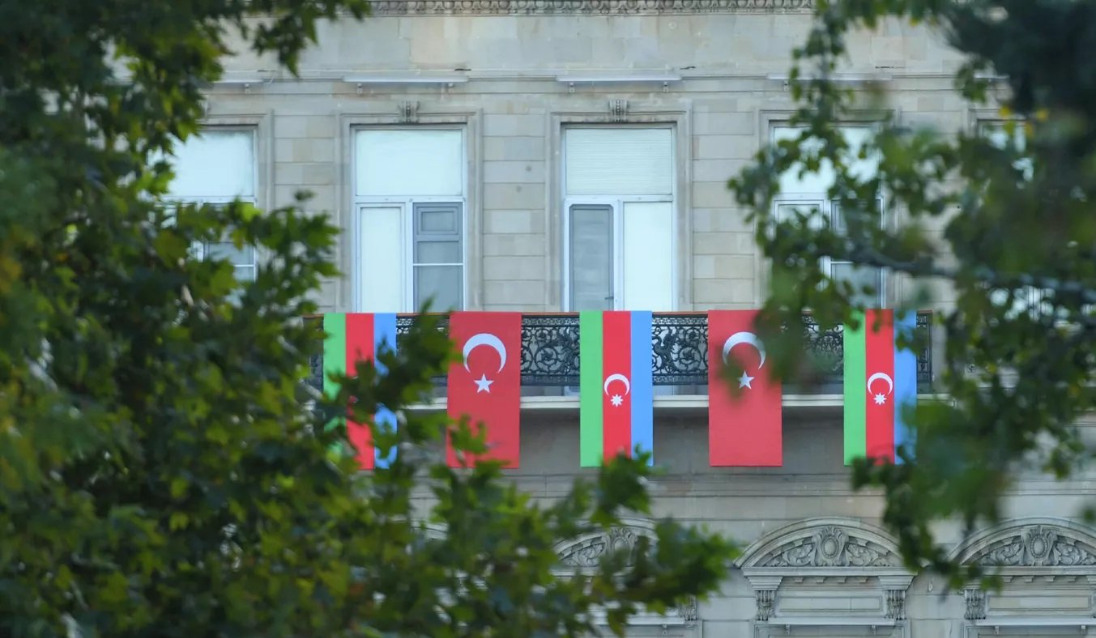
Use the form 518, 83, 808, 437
562, 127, 675, 311
168, 129, 258, 281
772, 125, 884, 307
354, 129, 465, 312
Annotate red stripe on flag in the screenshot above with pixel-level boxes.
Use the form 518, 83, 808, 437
446, 312, 523, 468
602, 311, 633, 462
345, 313, 375, 470
707, 310, 783, 466
864, 309, 896, 463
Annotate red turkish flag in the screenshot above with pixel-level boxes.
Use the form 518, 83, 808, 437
446, 312, 522, 468
707, 310, 783, 466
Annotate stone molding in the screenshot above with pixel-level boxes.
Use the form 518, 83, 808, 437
952, 517, 1096, 569
738, 519, 913, 631
368, 0, 813, 16
737, 518, 903, 569
554, 521, 656, 568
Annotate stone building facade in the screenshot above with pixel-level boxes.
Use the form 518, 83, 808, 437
183, 1, 1096, 635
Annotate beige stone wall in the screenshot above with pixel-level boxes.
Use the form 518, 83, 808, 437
209, 10, 970, 313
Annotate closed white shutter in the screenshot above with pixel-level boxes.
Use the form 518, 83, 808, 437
355, 130, 463, 197
357, 206, 404, 312
564, 128, 673, 197
170, 130, 255, 199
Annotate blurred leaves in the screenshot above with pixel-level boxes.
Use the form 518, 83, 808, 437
730, 0, 1096, 587
0, 1, 732, 637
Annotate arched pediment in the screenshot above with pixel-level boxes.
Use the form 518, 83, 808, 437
737, 517, 902, 569
553, 519, 657, 568
951, 517, 1096, 568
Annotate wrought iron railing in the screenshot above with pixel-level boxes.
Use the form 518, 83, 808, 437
307, 312, 932, 396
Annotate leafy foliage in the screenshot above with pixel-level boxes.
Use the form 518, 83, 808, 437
731, 0, 1096, 584
0, 1, 732, 636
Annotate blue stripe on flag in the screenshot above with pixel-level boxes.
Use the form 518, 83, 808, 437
893, 312, 918, 463
630, 311, 654, 465
374, 313, 399, 468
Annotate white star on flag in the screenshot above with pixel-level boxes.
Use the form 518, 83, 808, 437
874, 393, 887, 405
610, 394, 624, 407
738, 371, 754, 389
474, 374, 493, 393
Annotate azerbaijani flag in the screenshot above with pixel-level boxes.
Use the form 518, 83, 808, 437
323, 313, 398, 470
579, 311, 654, 467
843, 309, 917, 464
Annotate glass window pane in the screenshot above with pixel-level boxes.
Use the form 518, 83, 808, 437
415, 240, 461, 264
205, 242, 254, 267
234, 265, 256, 283
776, 202, 825, 230
418, 208, 457, 233
832, 262, 882, 306
414, 265, 462, 310
570, 204, 613, 311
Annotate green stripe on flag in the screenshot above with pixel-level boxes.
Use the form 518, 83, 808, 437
579, 311, 603, 467
843, 313, 867, 464
323, 313, 346, 432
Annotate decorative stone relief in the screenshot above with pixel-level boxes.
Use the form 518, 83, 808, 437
558, 526, 647, 568
963, 588, 986, 621
397, 100, 419, 124
369, 1, 814, 16
755, 525, 900, 568
607, 99, 629, 122
755, 589, 776, 621
970, 525, 1096, 567
885, 589, 906, 620
674, 596, 698, 622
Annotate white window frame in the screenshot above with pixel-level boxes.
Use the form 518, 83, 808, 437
560, 126, 677, 312
352, 125, 469, 315
770, 124, 887, 308
167, 127, 260, 282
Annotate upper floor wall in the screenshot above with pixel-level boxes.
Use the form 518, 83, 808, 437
191, 3, 976, 316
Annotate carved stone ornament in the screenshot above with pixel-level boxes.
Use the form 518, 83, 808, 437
557, 525, 651, 568
885, 589, 906, 620
755, 589, 776, 621
369, 1, 814, 16
963, 588, 986, 621
397, 100, 419, 124
755, 525, 899, 568
674, 596, 698, 622
954, 519, 1096, 569
608, 99, 629, 122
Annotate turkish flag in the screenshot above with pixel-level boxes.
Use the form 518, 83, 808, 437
707, 310, 783, 466
446, 312, 522, 468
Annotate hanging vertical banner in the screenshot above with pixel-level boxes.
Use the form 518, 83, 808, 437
843, 309, 918, 464
446, 312, 523, 468
579, 311, 654, 467
707, 310, 783, 467
323, 313, 398, 470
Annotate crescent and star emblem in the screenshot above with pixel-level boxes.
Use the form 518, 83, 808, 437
462, 333, 508, 393
603, 373, 631, 408
867, 372, 894, 405
721, 331, 766, 390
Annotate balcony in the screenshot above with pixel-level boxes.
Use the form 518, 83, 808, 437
306, 312, 933, 405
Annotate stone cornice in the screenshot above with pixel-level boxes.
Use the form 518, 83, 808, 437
368, 0, 814, 16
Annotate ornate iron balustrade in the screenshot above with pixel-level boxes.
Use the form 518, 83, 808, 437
308, 312, 932, 394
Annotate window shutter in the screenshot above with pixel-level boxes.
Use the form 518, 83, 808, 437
564, 128, 673, 197
356, 130, 463, 197
170, 131, 255, 199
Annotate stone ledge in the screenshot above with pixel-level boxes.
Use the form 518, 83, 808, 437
368, 0, 814, 16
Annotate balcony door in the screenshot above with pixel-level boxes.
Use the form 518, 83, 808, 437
563, 127, 675, 312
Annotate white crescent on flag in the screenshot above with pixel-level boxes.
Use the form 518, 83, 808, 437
867, 372, 894, 396
462, 333, 508, 373
603, 373, 631, 396
722, 331, 766, 368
